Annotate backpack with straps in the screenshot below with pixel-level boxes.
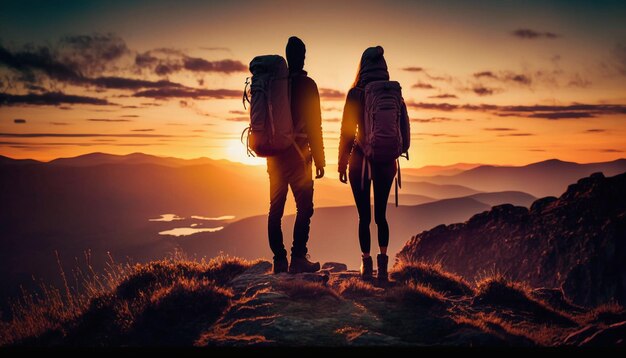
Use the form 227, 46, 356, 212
242, 55, 294, 157
357, 80, 410, 206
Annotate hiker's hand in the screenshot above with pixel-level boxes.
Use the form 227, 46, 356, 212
315, 167, 325, 179
339, 170, 348, 184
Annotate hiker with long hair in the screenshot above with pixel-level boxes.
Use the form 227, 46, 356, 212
338, 46, 410, 281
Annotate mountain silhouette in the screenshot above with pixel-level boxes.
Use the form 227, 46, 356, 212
0, 153, 620, 312
402, 162, 482, 176
399, 171, 626, 307
408, 158, 626, 197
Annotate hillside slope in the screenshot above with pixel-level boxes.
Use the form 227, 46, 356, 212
3, 256, 624, 347
398, 172, 626, 307
180, 198, 490, 270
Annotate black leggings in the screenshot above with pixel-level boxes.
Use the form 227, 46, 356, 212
348, 150, 397, 254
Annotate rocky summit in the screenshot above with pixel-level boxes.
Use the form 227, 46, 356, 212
4, 256, 624, 347
398, 172, 626, 307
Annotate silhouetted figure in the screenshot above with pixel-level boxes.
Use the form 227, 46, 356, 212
267, 36, 325, 274
338, 46, 410, 281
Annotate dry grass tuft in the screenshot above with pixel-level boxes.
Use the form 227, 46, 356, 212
474, 274, 575, 326
337, 278, 383, 298
129, 277, 233, 345
452, 312, 538, 346
386, 282, 448, 309
392, 261, 474, 297
0, 252, 250, 346
579, 302, 626, 325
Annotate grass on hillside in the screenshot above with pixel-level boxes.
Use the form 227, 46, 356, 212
2, 254, 624, 347
0, 251, 251, 346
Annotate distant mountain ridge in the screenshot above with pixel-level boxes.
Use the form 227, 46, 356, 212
409, 158, 626, 197
398, 171, 626, 307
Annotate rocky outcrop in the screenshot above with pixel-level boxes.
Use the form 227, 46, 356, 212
398, 172, 626, 307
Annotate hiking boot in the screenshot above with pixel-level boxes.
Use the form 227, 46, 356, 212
289, 255, 320, 274
273, 257, 288, 274
377, 254, 389, 282
361, 256, 373, 281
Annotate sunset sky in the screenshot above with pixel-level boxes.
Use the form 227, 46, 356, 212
1, 0, 625, 167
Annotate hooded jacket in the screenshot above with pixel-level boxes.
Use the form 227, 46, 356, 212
338, 46, 390, 172
286, 37, 325, 168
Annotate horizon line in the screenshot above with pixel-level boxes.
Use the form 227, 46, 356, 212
2, 151, 625, 169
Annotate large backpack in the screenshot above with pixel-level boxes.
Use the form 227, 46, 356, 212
242, 55, 294, 157
357, 80, 411, 206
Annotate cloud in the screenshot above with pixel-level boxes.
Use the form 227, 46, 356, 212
405, 100, 626, 119
87, 118, 132, 122
0, 44, 83, 83
413, 132, 460, 138
200, 47, 231, 52
402, 67, 423, 72
402, 66, 451, 82
483, 127, 516, 131
13, 119, 26, 124
501, 104, 626, 114
120, 115, 140, 118
0, 92, 111, 106
229, 110, 247, 115
182, 57, 246, 73
601, 149, 623, 153
585, 129, 605, 133
58, 33, 129, 74
472, 71, 532, 86
133, 88, 241, 100
0, 34, 246, 109
50, 122, 70, 125
0, 43, 190, 91
131, 129, 154, 132
135, 49, 246, 76
511, 28, 560, 39
411, 117, 457, 123
567, 74, 591, 88
319, 88, 345, 100
89, 76, 184, 90
497, 133, 534, 137
412, 82, 436, 90
323, 118, 340, 122
472, 86, 495, 96
474, 71, 497, 79
406, 101, 458, 111
0, 132, 192, 138
508, 74, 532, 85
527, 112, 595, 119
428, 94, 458, 99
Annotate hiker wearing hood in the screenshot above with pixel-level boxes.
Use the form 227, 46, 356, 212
266, 36, 325, 274
338, 46, 410, 281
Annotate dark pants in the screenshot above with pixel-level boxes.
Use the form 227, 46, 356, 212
349, 149, 397, 254
267, 146, 314, 259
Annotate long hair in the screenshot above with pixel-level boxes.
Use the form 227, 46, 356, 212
351, 60, 361, 89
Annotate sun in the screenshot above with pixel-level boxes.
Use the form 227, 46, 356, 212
225, 139, 266, 166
